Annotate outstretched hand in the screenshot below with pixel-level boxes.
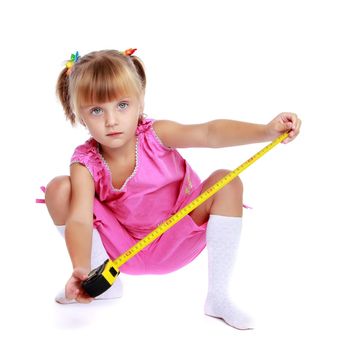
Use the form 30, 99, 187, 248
65, 267, 94, 303
267, 112, 301, 144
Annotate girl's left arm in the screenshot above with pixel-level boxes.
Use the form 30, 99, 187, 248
153, 112, 301, 149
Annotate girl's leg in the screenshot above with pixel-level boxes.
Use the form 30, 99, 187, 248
45, 176, 123, 303
189, 169, 243, 225
45, 175, 71, 226
189, 169, 253, 330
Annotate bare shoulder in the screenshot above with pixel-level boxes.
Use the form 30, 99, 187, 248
153, 119, 210, 148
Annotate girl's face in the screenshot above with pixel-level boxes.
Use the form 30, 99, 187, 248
77, 96, 143, 149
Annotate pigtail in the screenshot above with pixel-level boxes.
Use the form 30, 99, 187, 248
131, 56, 147, 91
56, 67, 76, 125
130, 55, 147, 125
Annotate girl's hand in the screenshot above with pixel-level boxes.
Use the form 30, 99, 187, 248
266, 112, 301, 144
65, 267, 94, 303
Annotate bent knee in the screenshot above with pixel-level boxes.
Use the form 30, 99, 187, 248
45, 176, 71, 225
45, 176, 71, 206
211, 169, 243, 193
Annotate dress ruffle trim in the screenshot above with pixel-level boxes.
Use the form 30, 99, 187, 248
135, 118, 154, 135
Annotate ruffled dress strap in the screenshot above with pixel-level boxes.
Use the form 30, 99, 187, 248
135, 117, 155, 136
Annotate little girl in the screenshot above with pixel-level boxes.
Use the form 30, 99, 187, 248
44, 49, 301, 330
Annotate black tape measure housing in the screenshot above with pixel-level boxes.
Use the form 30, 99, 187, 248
82, 259, 120, 298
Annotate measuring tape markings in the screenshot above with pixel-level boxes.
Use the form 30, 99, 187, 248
112, 131, 289, 270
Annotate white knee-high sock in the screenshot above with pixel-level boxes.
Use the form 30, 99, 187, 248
205, 215, 253, 330
55, 225, 123, 303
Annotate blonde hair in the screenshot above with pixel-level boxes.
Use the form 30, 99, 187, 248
56, 50, 146, 125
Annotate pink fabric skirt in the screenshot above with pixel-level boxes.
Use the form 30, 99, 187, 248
93, 183, 208, 275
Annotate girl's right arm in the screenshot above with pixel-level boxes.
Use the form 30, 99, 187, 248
64, 163, 95, 302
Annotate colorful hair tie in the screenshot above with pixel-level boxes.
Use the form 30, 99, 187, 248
65, 51, 80, 74
121, 48, 137, 56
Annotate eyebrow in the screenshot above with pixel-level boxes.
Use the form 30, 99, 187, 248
80, 97, 132, 109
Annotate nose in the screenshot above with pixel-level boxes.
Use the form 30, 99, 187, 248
105, 110, 118, 128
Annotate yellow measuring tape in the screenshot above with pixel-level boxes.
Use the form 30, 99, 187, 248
83, 132, 289, 296
114, 131, 289, 268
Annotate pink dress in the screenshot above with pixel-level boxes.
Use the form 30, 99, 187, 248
70, 118, 208, 275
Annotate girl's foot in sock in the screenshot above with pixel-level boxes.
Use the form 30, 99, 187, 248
205, 214, 254, 330
204, 295, 254, 330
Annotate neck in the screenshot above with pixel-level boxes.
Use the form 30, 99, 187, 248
99, 135, 137, 164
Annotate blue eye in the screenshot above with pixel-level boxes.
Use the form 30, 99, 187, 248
118, 102, 129, 110
90, 107, 103, 116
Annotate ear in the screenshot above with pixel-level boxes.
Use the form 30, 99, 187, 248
75, 113, 86, 127
138, 94, 145, 114
78, 117, 86, 127
72, 108, 86, 127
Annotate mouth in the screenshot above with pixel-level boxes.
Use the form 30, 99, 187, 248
106, 131, 123, 136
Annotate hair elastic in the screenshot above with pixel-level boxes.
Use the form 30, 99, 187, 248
121, 48, 137, 56
65, 51, 80, 74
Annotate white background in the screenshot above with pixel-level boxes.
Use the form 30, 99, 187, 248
1, 0, 349, 348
